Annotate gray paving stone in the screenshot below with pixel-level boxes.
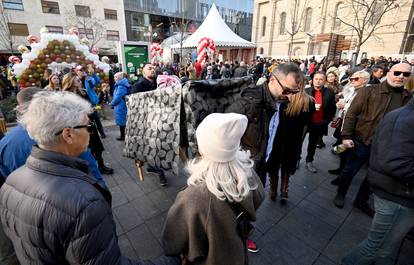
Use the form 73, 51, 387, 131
118, 180, 145, 201
279, 207, 337, 252
257, 226, 319, 265
118, 234, 138, 260
297, 199, 345, 229
249, 252, 272, 265
145, 212, 168, 244
312, 254, 336, 265
306, 186, 354, 218
147, 189, 174, 212
130, 193, 161, 220
110, 186, 129, 208
113, 202, 144, 232
126, 224, 164, 260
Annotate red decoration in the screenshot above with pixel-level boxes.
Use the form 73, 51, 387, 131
150, 43, 163, 65
197, 37, 215, 67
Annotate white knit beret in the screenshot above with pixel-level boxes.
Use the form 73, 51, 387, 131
196, 113, 248, 162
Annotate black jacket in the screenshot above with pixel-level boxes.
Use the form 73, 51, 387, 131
233, 66, 247, 78
367, 99, 414, 208
0, 146, 180, 265
225, 82, 275, 162
305, 86, 336, 129
131, 76, 157, 94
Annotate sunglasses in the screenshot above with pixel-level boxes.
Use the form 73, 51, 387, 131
392, 71, 411, 77
273, 75, 300, 95
54, 123, 94, 136
349, 77, 360, 82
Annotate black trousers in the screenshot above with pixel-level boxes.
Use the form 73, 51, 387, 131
306, 124, 325, 163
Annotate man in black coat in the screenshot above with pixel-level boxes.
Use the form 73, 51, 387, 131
304, 72, 336, 173
341, 98, 414, 265
130, 63, 168, 186
131, 63, 157, 94
233, 61, 248, 78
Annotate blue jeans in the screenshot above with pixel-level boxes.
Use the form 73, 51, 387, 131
342, 195, 414, 265
337, 141, 370, 197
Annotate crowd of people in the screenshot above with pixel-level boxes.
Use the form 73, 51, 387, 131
0, 54, 413, 265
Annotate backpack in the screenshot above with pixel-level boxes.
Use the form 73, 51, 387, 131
222, 67, 231, 79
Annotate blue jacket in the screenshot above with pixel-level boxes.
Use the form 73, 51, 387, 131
0, 125, 106, 187
84, 73, 100, 105
111, 78, 129, 126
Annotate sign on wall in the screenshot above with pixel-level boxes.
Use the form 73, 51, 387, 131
117, 41, 150, 78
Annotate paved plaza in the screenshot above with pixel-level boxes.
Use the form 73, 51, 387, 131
99, 122, 413, 265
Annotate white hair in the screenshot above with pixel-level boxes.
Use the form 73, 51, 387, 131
186, 149, 258, 202
353, 70, 370, 80
19, 91, 92, 145
114, 72, 124, 80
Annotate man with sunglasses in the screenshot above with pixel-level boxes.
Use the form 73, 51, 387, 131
333, 63, 413, 215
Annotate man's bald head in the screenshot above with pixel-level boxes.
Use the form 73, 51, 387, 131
387, 63, 412, 87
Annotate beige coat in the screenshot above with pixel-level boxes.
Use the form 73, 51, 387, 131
162, 174, 264, 265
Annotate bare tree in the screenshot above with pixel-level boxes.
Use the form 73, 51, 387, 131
334, 0, 410, 61
169, 16, 191, 66
282, 0, 311, 59
64, 1, 105, 49
0, 6, 14, 54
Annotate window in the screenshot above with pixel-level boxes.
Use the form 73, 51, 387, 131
259, 47, 264, 54
303, 8, 312, 32
46, 25, 63, 34
75, 5, 91, 17
107, 30, 119, 41
279, 12, 286, 35
2, 0, 23, 10
8, 23, 29, 36
41, 1, 59, 14
79, 28, 93, 39
333, 3, 345, 31
104, 9, 117, 20
261, 16, 266, 37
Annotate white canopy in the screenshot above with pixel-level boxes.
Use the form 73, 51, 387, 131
171, 3, 256, 49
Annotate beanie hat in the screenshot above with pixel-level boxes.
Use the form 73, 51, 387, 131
196, 113, 248, 162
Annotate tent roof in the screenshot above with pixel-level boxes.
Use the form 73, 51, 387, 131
171, 3, 256, 49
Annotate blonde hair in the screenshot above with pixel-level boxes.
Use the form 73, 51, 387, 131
186, 149, 258, 202
62, 72, 78, 92
285, 74, 313, 116
405, 76, 414, 92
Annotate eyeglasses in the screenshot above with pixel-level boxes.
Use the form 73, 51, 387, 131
54, 123, 94, 136
273, 75, 300, 95
392, 71, 411, 77
349, 77, 360, 82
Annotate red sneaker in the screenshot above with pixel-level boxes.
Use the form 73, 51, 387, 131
246, 238, 259, 253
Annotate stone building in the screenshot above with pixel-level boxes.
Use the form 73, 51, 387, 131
252, 0, 414, 60
0, 0, 127, 56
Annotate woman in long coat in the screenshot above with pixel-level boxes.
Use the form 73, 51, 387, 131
267, 76, 315, 200
110, 72, 129, 141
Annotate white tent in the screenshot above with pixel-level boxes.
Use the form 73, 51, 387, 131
171, 3, 256, 49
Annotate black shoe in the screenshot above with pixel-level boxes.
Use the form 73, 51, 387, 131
333, 193, 345, 208
330, 177, 340, 186
328, 168, 342, 175
146, 165, 158, 174
159, 173, 168, 187
99, 165, 114, 175
100, 134, 106, 139
116, 136, 125, 141
353, 201, 375, 218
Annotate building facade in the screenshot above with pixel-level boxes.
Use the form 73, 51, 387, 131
252, 0, 414, 60
0, 0, 127, 55
124, 0, 254, 43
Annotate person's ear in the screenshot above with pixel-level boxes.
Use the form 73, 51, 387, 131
61, 128, 74, 145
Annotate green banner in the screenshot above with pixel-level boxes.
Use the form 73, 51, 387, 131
124, 45, 149, 75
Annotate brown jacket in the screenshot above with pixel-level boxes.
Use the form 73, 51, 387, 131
162, 173, 265, 265
342, 81, 412, 145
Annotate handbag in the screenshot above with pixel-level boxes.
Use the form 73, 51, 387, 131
330, 117, 343, 128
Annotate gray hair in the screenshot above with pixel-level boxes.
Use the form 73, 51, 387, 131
19, 91, 92, 145
186, 149, 258, 202
352, 70, 370, 80
114, 72, 124, 80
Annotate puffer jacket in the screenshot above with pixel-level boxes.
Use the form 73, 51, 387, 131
367, 98, 414, 208
111, 78, 129, 126
0, 146, 180, 265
